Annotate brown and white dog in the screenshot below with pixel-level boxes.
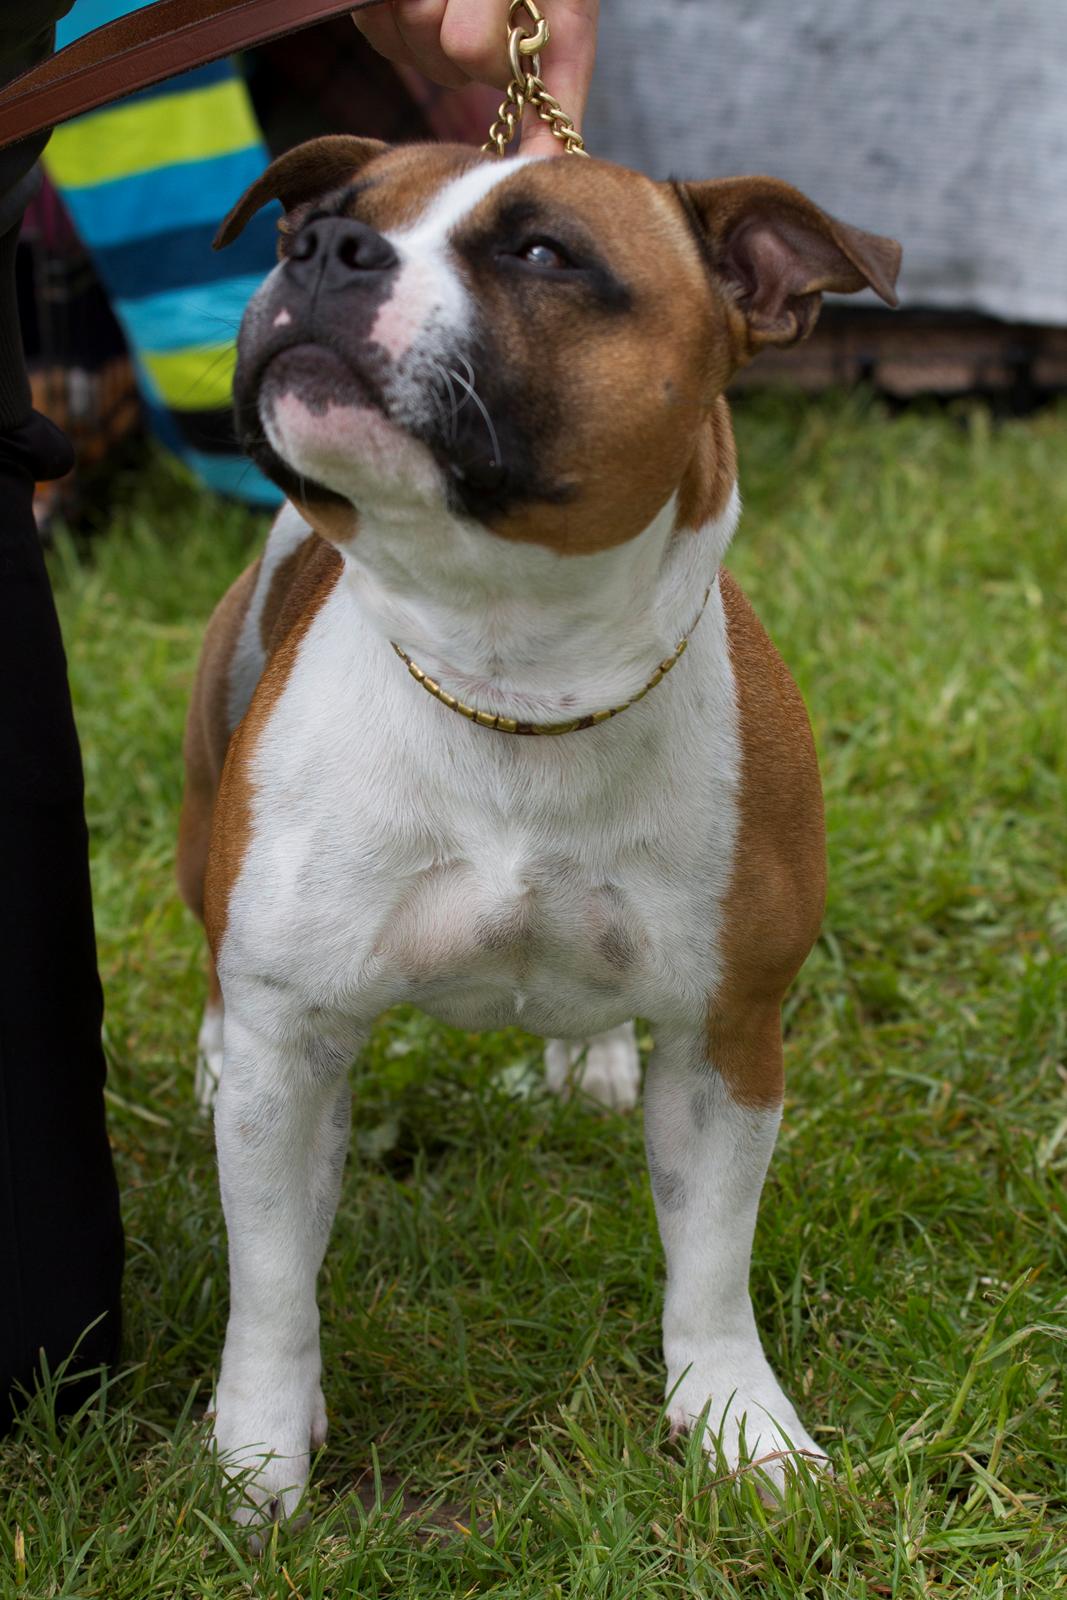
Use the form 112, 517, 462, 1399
178, 137, 900, 1523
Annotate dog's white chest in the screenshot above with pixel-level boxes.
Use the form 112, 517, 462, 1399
227, 580, 740, 1040
368, 831, 672, 1034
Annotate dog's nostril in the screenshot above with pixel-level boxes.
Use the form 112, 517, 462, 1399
289, 227, 319, 263
338, 236, 369, 270
336, 227, 397, 274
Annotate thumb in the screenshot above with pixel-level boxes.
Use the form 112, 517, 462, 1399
518, 0, 598, 157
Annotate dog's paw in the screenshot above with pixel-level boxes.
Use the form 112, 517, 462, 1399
544, 1021, 641, 1111
211, 1364, 326, 1528
195, 1002, 224, 1115
666, 1346, 828, 1495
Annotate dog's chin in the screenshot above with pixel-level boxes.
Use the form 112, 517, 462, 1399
257, 349, 444, 513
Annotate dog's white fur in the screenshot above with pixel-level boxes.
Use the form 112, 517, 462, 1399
205, 161, 823, 1522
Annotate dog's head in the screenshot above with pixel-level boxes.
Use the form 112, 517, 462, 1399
218, 140, 900, 553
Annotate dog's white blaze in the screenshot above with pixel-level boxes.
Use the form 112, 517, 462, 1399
368, 261, 437, 361
393, 154, 539, 251
369, 157, 538, 364
368, 254, 460, 366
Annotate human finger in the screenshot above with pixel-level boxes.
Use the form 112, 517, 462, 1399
436, 0, 519, 87
351, 4, 422, 73
518, 0, 598, 157
355, 0, 496, 91
392, 0, 471, 90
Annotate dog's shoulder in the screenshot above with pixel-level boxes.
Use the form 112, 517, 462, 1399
203, 524, 342, 956
257, 528, 342, 664
718, 568, 818, 777
718, 564, 825, 905
709, 569, 826, 1102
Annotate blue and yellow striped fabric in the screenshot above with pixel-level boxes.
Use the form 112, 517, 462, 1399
45, 0, 282, 504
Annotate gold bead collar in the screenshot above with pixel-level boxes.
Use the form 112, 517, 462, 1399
390, 583, 713, 736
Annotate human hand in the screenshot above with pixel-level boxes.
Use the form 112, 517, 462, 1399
352, 0, 599, 157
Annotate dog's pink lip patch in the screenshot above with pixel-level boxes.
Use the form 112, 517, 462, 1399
266, 391, 442, 502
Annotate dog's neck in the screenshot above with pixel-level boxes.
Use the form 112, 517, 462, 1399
332, 487, 740, 725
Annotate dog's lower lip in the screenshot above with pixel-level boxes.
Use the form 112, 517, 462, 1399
262, 342, 353, 383
258, 342, 376, 411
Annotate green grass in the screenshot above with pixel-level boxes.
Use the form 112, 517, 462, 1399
2, 391, 1065, 1597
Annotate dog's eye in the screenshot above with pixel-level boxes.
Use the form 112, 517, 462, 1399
515, 240, 570, 269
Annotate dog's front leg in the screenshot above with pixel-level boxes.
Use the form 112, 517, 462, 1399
211, 1003, 356, 1526
645, 1017, 824, 1490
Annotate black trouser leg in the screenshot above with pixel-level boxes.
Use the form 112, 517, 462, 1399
0, 411, 124, 1432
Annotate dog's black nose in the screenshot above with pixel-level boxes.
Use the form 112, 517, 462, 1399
286, 217, 398, 292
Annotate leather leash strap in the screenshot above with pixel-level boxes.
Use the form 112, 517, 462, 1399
0, 0, 383, 154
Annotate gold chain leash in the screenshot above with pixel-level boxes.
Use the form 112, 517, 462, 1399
482, 0, 588, 158
394, 6, 713, 737
391, 2, 712, 737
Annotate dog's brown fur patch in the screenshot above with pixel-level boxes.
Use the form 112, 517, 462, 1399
355, 142, 482, 234
195, 537, 342, 956
259, 537, 313, 654
177, 557, 262, 923
676, 397, 738, 533
708, 572, 826, 1107
447, 161, 727, 555
288, 499, 361, 549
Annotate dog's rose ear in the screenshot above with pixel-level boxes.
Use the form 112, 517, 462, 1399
213, 135, 388, 250
679, 176, 901, 358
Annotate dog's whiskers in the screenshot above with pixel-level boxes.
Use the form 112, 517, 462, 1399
446, 361, 502, 470
430, 359, 462, 444
427, 361, 458, 442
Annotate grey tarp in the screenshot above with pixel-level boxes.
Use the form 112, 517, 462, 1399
584, 0, 1067, 324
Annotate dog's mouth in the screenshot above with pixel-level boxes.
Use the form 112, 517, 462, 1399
239, 334, 508, 511
258, 343, 379, 416
234, 336, 393, 507
235, 324, 567, 523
